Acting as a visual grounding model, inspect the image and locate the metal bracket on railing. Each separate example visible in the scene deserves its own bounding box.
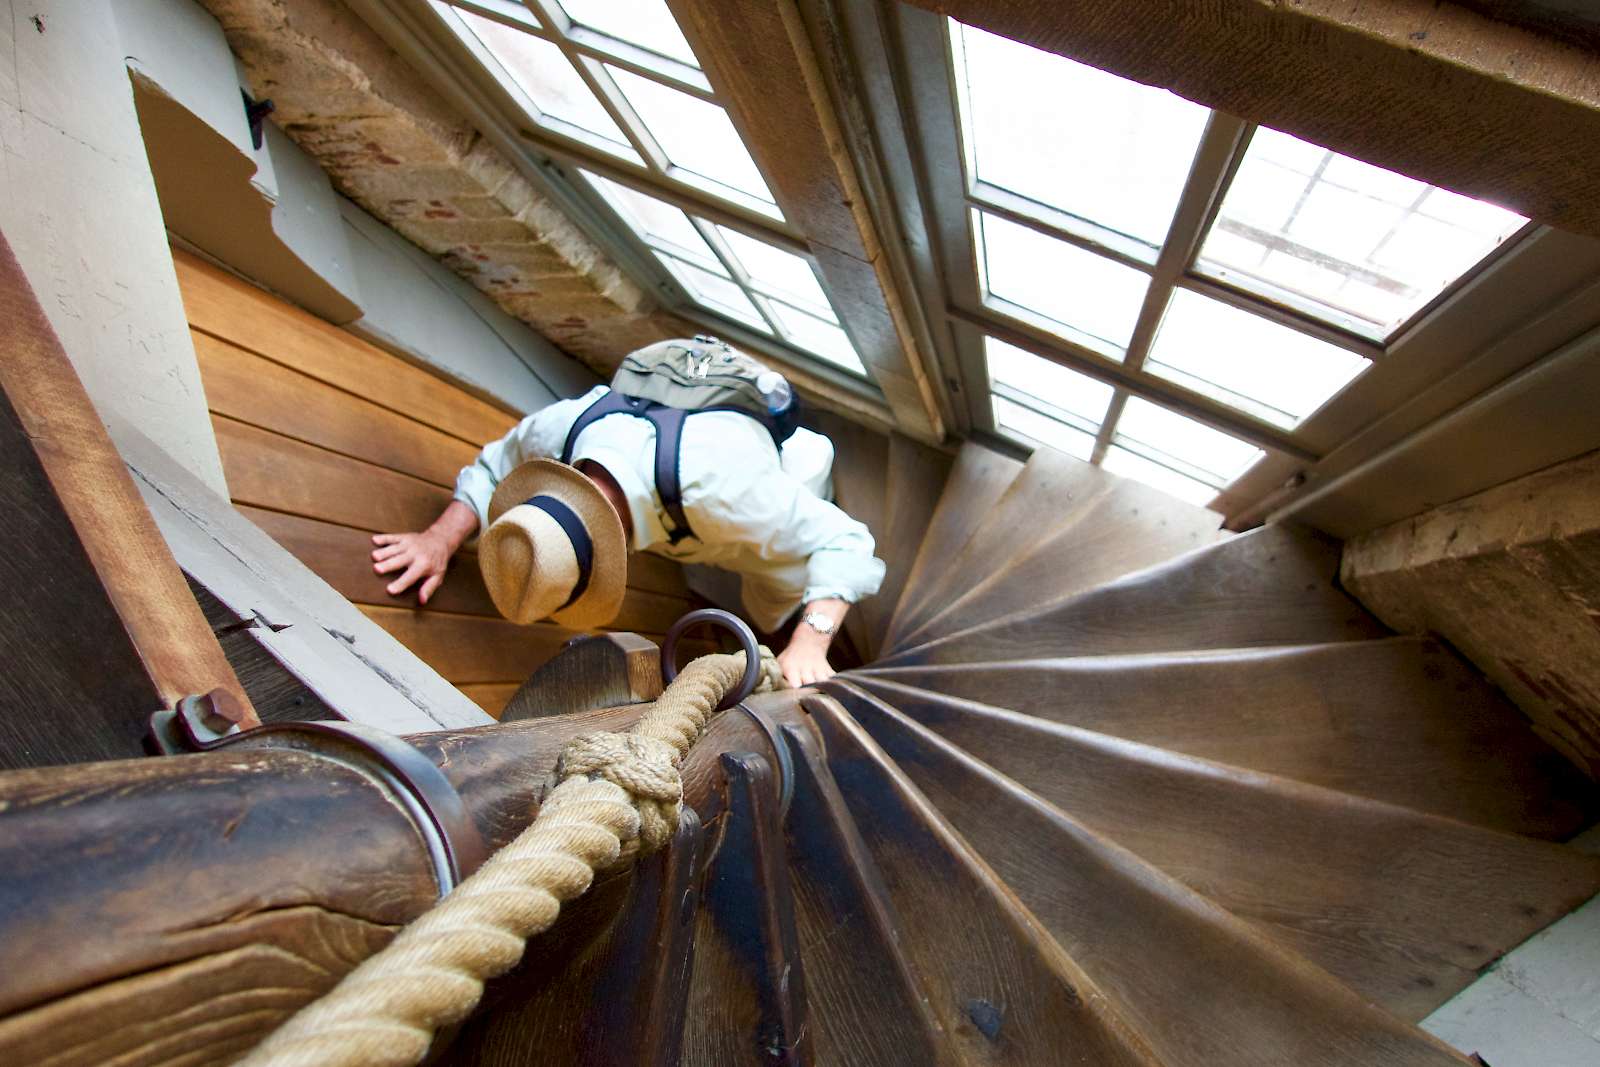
[659,609,793,816]
[148,691,487,898]
[660,608,761,710]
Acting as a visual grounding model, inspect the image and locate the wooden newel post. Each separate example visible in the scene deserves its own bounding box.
[0,695,778,1066]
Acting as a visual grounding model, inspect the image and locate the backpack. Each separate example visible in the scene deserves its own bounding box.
[559,336,800,544]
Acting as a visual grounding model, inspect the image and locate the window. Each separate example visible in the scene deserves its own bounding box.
[917,17,1530,509]
[425,0,869,379]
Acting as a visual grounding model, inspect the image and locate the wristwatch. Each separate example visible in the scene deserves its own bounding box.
[800,611,837,636]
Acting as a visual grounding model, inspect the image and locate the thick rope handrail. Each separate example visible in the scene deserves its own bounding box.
[238,649,780,1067]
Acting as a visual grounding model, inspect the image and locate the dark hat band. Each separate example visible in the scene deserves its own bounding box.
[524,495,593,610]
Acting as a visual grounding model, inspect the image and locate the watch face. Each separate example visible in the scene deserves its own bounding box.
[804,612,834,635]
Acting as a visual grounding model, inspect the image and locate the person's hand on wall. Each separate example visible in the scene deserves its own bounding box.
[372,500,479,604]
[777,597,849,688]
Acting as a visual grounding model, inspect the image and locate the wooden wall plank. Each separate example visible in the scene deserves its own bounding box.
[459,683,519,718]
[180,247,703,696]
[240,506,498,615]
[358,604,575,684]
[195,332,477,487]
[215,416,451,535]
[242,507,694,632]
[174,249,518,445]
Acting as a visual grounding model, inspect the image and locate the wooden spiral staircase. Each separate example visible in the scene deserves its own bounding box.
[390,436,1600,1065]
[6,428,1600,1067]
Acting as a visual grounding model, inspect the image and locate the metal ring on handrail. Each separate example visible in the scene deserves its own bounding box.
[661,607,761,711]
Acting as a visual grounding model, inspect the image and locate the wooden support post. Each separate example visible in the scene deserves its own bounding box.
[0,230,254,769]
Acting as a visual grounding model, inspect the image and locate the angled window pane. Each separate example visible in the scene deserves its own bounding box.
[451,9,632,153]
[716,226,831,316]
[1114,397,1263,484]
[993,396,1096,461]
[581,170,721,268]
[607,66,777,208]
[770,302,866,375]
[976,211,1148,353]
[1147,290,1369,428]
[659,255,766,329]
[986,337,1113,429]
[558,0,698,67]
[953,20,1208,248]
[1198,126,1526,336]
[1101,446,1219,508]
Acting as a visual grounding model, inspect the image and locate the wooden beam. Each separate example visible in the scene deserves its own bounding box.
[667,0,948,441]
[0,231,255,743]
[902,0,1600,238]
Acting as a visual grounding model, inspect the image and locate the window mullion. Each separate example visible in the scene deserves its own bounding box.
[1122,111,1251,377]
[523,3,668,177]
[1089,390,1127,465]
[692,218,784,336]
[534,138,807,251]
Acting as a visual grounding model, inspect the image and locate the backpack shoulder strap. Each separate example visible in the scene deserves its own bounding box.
[559,390,696,544]
[649,405,692,543]
[559,389,635,465]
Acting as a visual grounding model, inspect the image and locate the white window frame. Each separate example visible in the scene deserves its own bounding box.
[378,0,883,395]
[896,8,1541,507]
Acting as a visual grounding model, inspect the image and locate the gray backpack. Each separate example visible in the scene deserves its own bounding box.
[559,336,799,543]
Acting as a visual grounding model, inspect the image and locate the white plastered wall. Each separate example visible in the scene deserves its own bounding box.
[0,0,227,492]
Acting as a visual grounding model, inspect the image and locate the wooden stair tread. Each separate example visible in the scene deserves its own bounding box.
[887,442,1022,648]
[775,720,955,1066]
[798,696,1163,1066]
[811,412,890,663]
[448,814,704,1066]
[853,638,1598,839]
[853,435,953,660]
[889,447,1113,643]
[899,471,1222,648]
[683,752,810,1065]
[824,680,1476,1066]
[881,524,1386,667]
[823,681,1600,1019]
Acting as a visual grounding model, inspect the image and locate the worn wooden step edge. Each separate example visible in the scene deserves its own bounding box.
[681,752,811,1066]
[774,720,959,1067]
[897,476,1223,650]
[832,680,1600,1020]
[890,448,1114,643]
[855,435,954,662]
[822,678,1478,1067]
[879,524,1384,667]
[848,639,1599,840]
[886,443,1023,649]
[797,693,1166,1067]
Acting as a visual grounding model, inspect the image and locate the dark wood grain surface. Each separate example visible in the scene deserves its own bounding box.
[822,681,1476,1066]
[857,638,1597,839]
[827,680,1600,1019]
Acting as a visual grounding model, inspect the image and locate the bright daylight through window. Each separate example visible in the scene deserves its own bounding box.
[950,18,1527,508]
[429,0,868,377]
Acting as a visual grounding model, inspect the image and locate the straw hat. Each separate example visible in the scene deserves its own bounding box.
[480,459,626,628]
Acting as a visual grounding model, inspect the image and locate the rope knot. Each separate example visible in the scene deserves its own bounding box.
[547,731,683,856]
